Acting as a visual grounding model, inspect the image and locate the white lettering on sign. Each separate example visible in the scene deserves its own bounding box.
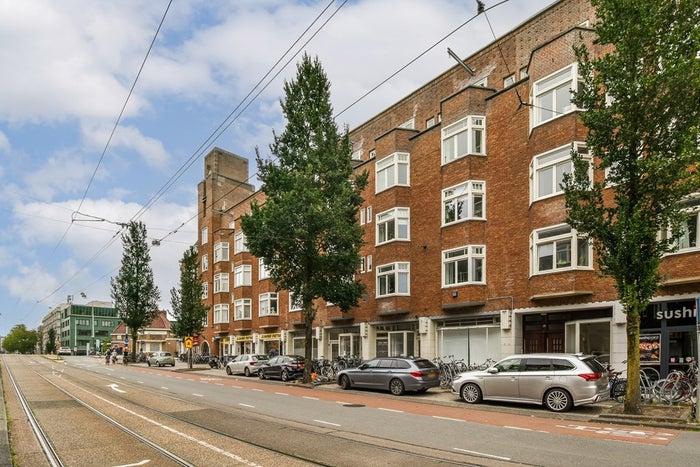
[655,306,697,320]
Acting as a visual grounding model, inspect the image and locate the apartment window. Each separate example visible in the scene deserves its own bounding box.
[504,74,516,87]
[214,242,229,263]
[376,207,410,245]
[442,181,485,225]
[289,292,303,312]
[426,117,435,128]
[376,152,409,193]
[234,299,252,320]
[520,66,528,79]
[531,143,589,201]
[213,304,229,324]
[367,254,373,272]
[201,254,208,272]
[201,282,208,299]
[259,292,279,317]
[532,224,590,274]
[259,258,270,280]
[201,227,208,245]
[366,206,372,223]
[443,246,485,286]
[351,148,363,161]
[234,265,252,287]
[398,118,415,129]
[532,64,580,126]
[377,262,410,297]
[213,273,229,293]
[234,232,248,254]
[442,116,486,164]
[360,208,365,225]
[202,313,208,327]
[662,197,700,251]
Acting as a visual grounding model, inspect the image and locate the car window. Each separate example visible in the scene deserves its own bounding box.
[255,355,269,361]
[163,353,172,357]
[414,359,437,369]
[524,358,551,371]
[393,360,411,369]
[268,357,279,365]
[377,359,394,368]
[581,357,605,373]
[496,358,522,372]
[550,359,575,371]
[363,359,380,369]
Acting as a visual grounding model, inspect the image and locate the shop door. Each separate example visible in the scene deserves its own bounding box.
[523,332,565,353]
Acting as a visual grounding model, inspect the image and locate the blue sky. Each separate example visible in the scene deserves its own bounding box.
[0,0,548,335]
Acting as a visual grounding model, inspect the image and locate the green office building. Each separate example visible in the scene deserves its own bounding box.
[60,301,120,355]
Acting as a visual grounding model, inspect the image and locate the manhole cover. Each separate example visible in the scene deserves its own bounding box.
[343,403,365,408]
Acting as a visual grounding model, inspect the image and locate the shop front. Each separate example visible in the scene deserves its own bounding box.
[437,314,500,366]
[640,298,698,377]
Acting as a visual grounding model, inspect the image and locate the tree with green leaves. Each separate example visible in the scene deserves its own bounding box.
[241,54,368,383]
[45,328,57,355]
[110,221,161,363]
[171,245,209,369]
[564,0,700,414]
[3,324,39,354]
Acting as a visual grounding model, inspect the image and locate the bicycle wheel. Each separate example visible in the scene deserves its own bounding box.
[611,379,626,402]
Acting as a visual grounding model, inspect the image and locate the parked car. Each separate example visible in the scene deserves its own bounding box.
[258,355,305,381]
[451,353,609,412]
[336,356,441,396]
[147,351,176,367]
[226,354,269,376]
[57,347,72,356]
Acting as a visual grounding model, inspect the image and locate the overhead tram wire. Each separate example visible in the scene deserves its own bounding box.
[39,1,344,304]
[153,0,503,246]
[50,0,174,255]
[131,0,346,224]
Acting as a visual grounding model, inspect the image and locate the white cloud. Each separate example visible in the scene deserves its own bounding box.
[0,130,9,154]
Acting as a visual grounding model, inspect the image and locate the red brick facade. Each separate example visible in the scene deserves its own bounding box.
[197,0,700,374]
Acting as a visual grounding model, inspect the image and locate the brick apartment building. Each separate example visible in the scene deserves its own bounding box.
[196,0,700,377]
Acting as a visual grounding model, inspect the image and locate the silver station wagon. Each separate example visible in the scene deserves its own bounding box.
[451,353,609,412]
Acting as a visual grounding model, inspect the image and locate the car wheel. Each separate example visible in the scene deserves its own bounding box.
[389,378,405,396]
[157,361,162,367]
[281,369,289,382]
[244,367,251,377]
[460,383,483,404]
[544,388,573,412]
[259,370,265,380]
[226,366,232,375]
[147,361,151,367]
[339,375,351,390]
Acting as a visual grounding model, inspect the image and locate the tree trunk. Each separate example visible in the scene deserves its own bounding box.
[302,305,314,384]
[624,304,643,414]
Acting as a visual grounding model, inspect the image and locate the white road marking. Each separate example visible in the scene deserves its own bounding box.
[114,461,151,466]
[108,384,126,393]
[556,424,676,441]
[239,403,255,408]
[275,392,288,396]
[303,396,319,400]
[192,393,204,397]
[454,448,511,461]
[160,387,168,390]
[314,420,341,427]
[505,426,533,431]
[433,415,464,422]
[378,407,403,413]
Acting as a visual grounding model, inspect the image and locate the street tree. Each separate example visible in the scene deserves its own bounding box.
[110,221,161,363]
[241,54,368,383]
[564,0,700,414]
[171,245,209,369]
[2,324,39,354]
[45,328,57,355]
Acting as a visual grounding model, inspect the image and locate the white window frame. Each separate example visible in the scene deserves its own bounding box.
[376,262,410,297]
[375,152,410,193]
[442,181,485,225]
[661,196,700,253]
[213,241,229,263]
[259,292,279,317]
[259,258,270,280]
[213,273,229,293]
[201,254,208,272]
[234,265,252,287]
[213,304,229,324]
[201,282,208,299]
[442,245,486,286]
[201,227,208,245]
[289,292,303,312]
[234,232,248,254]
[531,224,591,275]
[531,63,580,127]
[376,207,410,245]
[530,143,590,202]
[234,299,252,321]
[441,116,486,164]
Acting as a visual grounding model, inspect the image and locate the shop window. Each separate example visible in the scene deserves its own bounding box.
[564,319,610,356]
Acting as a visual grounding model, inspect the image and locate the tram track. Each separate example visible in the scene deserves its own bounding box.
[4,355,511,466]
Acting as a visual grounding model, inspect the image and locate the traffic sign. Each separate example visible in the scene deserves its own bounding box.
[184,336,193,349]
